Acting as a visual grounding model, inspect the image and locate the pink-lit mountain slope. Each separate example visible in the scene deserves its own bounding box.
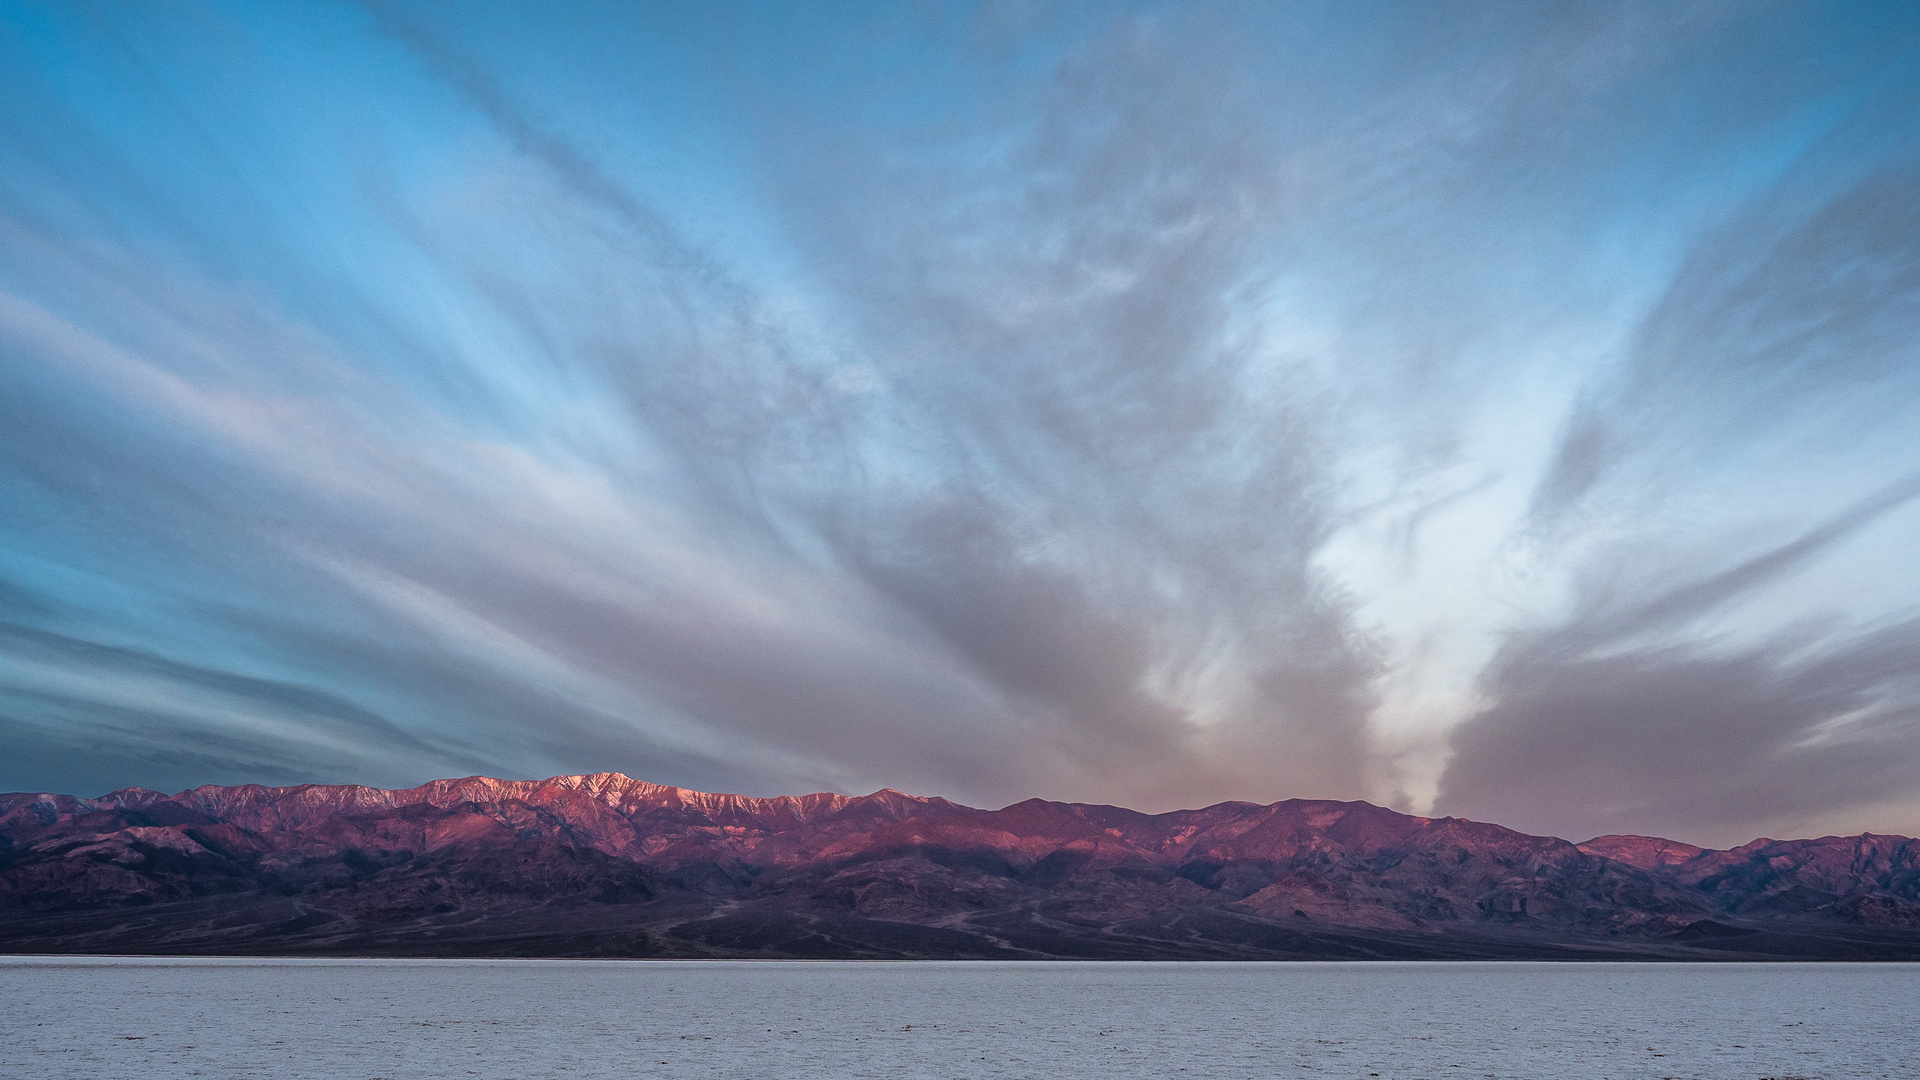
[1576,835,1708,869]
[3,775,1916,959]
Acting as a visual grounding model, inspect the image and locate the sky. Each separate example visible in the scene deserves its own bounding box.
[3,1,1919,847]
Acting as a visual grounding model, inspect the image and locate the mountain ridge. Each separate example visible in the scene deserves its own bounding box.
[4,773,1917,960]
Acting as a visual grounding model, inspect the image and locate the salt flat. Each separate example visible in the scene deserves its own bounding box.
[3,957,1914,1079]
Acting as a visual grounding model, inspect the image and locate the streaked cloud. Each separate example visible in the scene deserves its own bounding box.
[1,1,1917,845]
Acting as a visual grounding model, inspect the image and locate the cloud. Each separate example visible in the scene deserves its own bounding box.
[0,618,466,796]
[1,1,1919,845]
[1434,52,1920,842]
[1436,618,1920,847]
[1530,157,1920,523]
[1443,150,1920,842]
[329,5,1394,809]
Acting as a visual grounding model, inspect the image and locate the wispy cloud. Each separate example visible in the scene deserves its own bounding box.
[2,1,1918,843]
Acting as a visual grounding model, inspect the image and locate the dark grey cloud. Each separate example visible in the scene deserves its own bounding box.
[750,10,1390,803]
[1437,618,1920,846]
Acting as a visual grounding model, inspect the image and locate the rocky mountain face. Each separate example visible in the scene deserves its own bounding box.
[3,774,1916,959]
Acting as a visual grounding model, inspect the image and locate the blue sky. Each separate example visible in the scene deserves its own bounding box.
[3,1,1919,845]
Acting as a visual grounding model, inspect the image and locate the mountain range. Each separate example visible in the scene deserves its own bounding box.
[4,773,1918,959]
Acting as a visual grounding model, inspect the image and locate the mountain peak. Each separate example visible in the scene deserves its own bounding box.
[4,774,1916,960]
[1576,834,1711,869]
